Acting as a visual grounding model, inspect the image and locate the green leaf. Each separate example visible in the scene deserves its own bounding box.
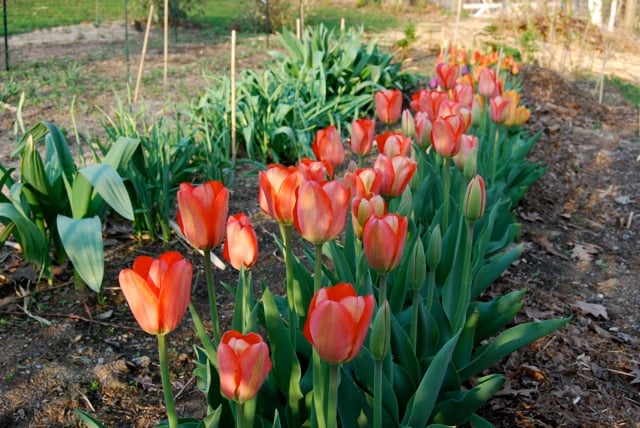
[78,164,134,220]
[57,215,104,292]
[431,374,506,425]
[21,135,52,199]
[102,136,141,171]
[73,409,108,428]
[458,317,571,381]
[402,331,461,428]
[473,289,526,343]
[0,203,48,268]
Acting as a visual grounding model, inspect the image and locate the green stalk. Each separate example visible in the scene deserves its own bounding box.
[455,220,474,332]
[373,359,382,428]
[314,243,323,293]
[312,350,327,428]
[241,266,250,333]
[442,157,451,232]
[236,401,245,428]
[157,334,179,428]
[410,288,420,353]
[378,273,387,305]
[203,249,221,346]
[425,268,436,311]
[278,223,297,348]
[327,364,340,428]
[491,125,500,185]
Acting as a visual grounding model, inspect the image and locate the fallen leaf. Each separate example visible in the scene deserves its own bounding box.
[520,211,543,222]
[531,234,569,260]
[571,243,600,262]
[571,301,609,320]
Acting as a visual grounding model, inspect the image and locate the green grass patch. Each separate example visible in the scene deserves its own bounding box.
[307,4,400,33]
[605,75,640,106]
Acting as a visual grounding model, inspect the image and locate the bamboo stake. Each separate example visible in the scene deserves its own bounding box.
[597,45,612,104]
[296,18,301,39]
[133,5,154,104]
[340,18,345,32]
[163,0,169,88]
[231,29,237,167]
[452,0,462,46]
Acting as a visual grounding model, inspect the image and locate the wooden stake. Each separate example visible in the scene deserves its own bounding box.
[231,29,237,166]
[296,18,301,39]
[340,18,345,31]
[453,0,462,46]
[163,0,169,88]
[133,5,154,104]
[597,45,611,104]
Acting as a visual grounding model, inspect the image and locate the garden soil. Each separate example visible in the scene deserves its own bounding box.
[0,5,639,427]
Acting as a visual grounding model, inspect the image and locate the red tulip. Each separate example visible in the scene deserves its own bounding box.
[303,283,374,364]
[344,167,383,200]
[489,95,511,124]
[374,154,417,198]
[375,89,403,125]
[350,118,376,156]
[477,68,501,98]
[218,330,272,403]
[410,89,448,122]
[351,194,386,240]
[177,181,229,250]
[436,63,459,90]
[312,125,345,170]
[259,164,304,225]
[362,214,408,273]
[298,157,332,182]
[376,131,412,158]
[453,82,474,109]
[223,213,259,270]
[430,114,463,158]
[119,251,192,335]
[294,180,350,245]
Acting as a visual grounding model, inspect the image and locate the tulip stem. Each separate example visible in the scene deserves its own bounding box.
[236,401,245,428]
[157,334,179,428]
[378,273,387,305]
[442,157,451,232]
[491,125,500,185]
[203,249,221,346]
[327,364,340,428]
[457,220,475,331]
[410,288,420,353]
[425,268,436,311]
[241,266,250,333]
[314,244,323,293]
[279,223,297,348]
[374,359,382,428]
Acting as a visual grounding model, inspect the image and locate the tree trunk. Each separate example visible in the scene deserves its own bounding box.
[624,0,638,30]
[589,0,603,27]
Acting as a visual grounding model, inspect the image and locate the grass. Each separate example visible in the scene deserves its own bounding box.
[604,75,640,107]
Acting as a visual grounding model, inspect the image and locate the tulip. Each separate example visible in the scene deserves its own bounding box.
[350,118,376,156]
[294,179,350,245]
[375,89,403,125]
[312,125,345,171]
[435,62,458,90]
[303,283,374,364]
[410,89,448,122]
[414,112,432,149]
[489,95,511,124]
[119,251,192,336]
[223,213,259,271]
[351,194,386,240]
[177,181,229,251]
[401,109,415,138]
[453,82,474,109]
[376,131,412,158]
[477,67,501,98]
[374,154,417,198]
[464,175,486,222]
[344,167,382,200]
[453,134,479,171]
[218,330,272,403]
[259,164,304,225]
[298,157,332,182]
[431,114,463,158]
[362,213,408,274]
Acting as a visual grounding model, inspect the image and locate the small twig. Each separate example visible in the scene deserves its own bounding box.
[0,310,143,331]
[626,211,634,229]
[0,281,72,309]
[174,375,196,401]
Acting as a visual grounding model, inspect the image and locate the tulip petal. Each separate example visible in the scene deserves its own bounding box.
[119,269,161,335]
[218,342,242,401]
[295,181,333,244]
[158,259,192,335]
[177,190,212,249]
[308,300,357,364]
[237,341,272,402]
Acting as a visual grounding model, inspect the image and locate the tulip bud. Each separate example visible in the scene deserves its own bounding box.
[427,224,442,271]
[370,301,391,362]
[395,187,413,217]
[401,109,415,137]
[407,239,426,292]
[464,175,486,222]
[463,146,478,180]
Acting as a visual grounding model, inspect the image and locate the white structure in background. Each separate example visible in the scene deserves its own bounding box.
[588,0,603,26]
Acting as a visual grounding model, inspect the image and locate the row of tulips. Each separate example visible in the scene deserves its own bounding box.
[77,59,565,428]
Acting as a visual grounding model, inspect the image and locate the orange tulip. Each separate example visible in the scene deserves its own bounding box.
[119,251,192,335]
[294,180,350,245]
[362,213,408,273]
[375,89,403,125]
[436,63,458,90]
[223,213,259,271]
[350,118,376,156]
[312,125,345,171]
[374,154,417,198]
[376,131,412,158]
[177,181,229,250]
[298,157,332,182]
[303,283,374,364]
[344,167,382,200]
[477,68,501,98]
[431,114,463,158]
[351,194,386,240]
[410,89,448,122]
[218,330,272,403]
[259,164,304,225]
